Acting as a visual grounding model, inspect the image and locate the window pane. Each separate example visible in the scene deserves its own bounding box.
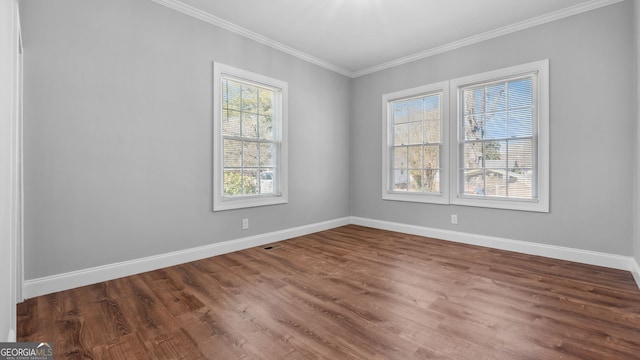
[224,170,249,196]
[408,170,423,192]
[260,143,274,167]
[407,145,422,169]
[222,110,241,137]
[392,169,408,191]
[508,78,533,108]
[393,147,408,169]
[424,120,440,143]
[463,169,485,195]
[508,109,533,138]
[486,83,506,112]
[393,102,409,124]
[485,169,508,197]
[258,115,273,140]
[242,169,259,195]
[241,84,258,114]
[243,141,259,167]
[259,169,275,194]
[508,170,533,199]
[424,145,439,169]
[258,89,273,116]
[223,139,242,168]
[425,95,440,120]
[407,98,424,122]
[242,113,258,138]
[463,142,483,169]
[464,115,484,141]
[408,122,422,144]
[485,111,507,140]
[508,139,533,169]
[423,169,440,193]
[223,79,241,111]
[394,124,409,145]
[484,141,506,168]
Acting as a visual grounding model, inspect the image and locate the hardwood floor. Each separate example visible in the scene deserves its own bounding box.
[17,225,640,359]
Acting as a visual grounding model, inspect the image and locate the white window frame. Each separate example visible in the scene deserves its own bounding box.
[450,59,549,212]
[212,62,288,211]
[382,81,450,204]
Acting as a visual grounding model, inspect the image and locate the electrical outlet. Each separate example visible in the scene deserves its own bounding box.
[451,214,458,225]
[242,218,249,230]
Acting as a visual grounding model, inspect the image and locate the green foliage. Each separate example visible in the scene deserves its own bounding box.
[484,141,501,160]
[224,172,257,196]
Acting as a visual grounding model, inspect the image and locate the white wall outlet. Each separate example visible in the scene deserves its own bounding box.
[451,214,458,225]
[242,218,249,230]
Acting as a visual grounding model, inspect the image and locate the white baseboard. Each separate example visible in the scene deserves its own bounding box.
[22,216,639,298]
[350,217,635,272]
[632,258,640,290]
[23,217,351,299]
[7,329,15,342]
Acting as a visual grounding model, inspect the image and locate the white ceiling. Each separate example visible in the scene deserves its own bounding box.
[154,0,622,77]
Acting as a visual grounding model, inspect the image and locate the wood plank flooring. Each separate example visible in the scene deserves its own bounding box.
[17,225,640,359]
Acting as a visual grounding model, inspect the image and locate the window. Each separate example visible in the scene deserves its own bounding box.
[451,60,549,212]
[382,60,549,212]
[213,63,288,211]
[382,82,449,204]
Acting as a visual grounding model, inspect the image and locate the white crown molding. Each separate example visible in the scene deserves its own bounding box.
[150,0,352,77]
[352,0,624,77]
[153,0,623,78]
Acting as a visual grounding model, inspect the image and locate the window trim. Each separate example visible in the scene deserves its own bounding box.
[382,81,450,204]
[212,62,288,211]
[449,59,549,212]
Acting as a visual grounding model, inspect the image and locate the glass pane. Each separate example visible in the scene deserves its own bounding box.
[424,120,440,144]
[241,84,258,114]
[508,109,533,138]
[394,124,409,145]
[223,79,241,111]
[393,101,409,124]
[486,83,506,112]
[260,143,274,167]
[424,145,439,169]
[484,141,506,168]
[424,94,440,120]
[508,139,533,169]
[224,170,250,196]
[243,141,259,167]
[407,145,422,169]
[258,89,273,116]
[463,88,484,116]
[463,142,483,169]
[464,114,484,140]
[485,111,506,140]
[222,110,241,137]
[242,169,259,195]
[391,169,408,191]
[463,169,485,196]
[508,170,533,199]
[393,147,408,169]
[508,78,533,108]
[408,122,422,145]
[423,169,440,193]
[259,169,275,194]
[242,113,258,138]
[223,139,242,167]
[258,115,273,140]
[407,98,424,122]
[485,169,507,197]
[408,170,423,192]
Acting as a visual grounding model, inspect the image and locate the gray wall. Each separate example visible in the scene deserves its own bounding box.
[635,0,640,266]
[20,0,351,280]
[350,2,635,256]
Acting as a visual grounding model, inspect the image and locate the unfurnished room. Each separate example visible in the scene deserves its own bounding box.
[1,0,640,359]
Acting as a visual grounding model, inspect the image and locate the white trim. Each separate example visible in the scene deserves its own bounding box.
[151,0,621,79]
[23,217,350,299]
[150,0,352,77]
[381,81,450,205]
[212,62,289,211]
[632,258,640,290]
[449,59,550,213]
[7,329,15,342]
[350,217,634,272]
[351,0,623,77]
